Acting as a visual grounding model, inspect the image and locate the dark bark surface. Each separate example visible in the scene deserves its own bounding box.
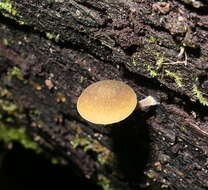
[0,0,208,189]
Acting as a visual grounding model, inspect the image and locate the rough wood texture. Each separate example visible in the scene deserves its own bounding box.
[0,0,208,189]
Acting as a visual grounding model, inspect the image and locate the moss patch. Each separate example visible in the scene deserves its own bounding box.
[0,99,17,113]
[97,175,119,190]
[0,0,17,16]
[144,62,158,77]
[46,32,60,42]
[3,38,9,46]
[132,53,166,78]
[192,84,208,106]
[9,66,24,80]
[71,135,114,165]
[165,70,183,88]
[0,122,42,153]
[0,0,25,24]
[71,135,91,151]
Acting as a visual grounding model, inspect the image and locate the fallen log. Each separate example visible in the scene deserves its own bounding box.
[0,0,208,189]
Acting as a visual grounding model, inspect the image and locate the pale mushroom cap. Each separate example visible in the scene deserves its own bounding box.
[77,80,137,125]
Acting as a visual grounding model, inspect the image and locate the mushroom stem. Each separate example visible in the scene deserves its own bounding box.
[136,96,159,110]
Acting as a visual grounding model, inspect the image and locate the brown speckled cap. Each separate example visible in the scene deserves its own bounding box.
[77,80,137,124]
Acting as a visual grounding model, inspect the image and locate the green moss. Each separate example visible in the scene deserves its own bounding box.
[0,122,42,153]
[0,100,17,113]
[132,59,138,66]
[92,140,114,165]
[97,152,109,165]
[148,36,158,44]
[192,84,208,106]
[50,157,68,165]
[71,135,114,165]
[0,0,17,16]
[46,32,60,42]
[132,54,184,89]
[155,54,166,68]
[132,59,159,77]
[132,54,166,78]
[46,33,54,39]
[0,87,12,98]
[144,62,158,77]
[80,76,86,83]
[97,175,119,190]
[3,39,9,46]
[165,70,183,88]
[9,66,24,80]
[70,135,92,151]
[180,125,188,132]
[0,88,41,152]
[0,1,25,25]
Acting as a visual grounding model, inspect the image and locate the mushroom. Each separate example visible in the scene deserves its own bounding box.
[77,80,159,125]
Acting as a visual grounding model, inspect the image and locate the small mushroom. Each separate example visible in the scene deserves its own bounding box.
[77,80,159,125]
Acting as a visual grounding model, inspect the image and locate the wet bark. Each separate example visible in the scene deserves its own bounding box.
[0,0,208,189]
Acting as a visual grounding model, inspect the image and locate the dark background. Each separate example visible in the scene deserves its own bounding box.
[0,142,102,190]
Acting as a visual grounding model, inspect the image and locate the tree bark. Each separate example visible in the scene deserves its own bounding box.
[0,0,208,189]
